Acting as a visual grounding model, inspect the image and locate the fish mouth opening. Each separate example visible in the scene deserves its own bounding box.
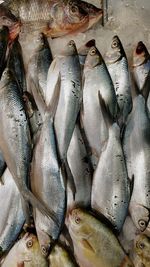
[136,41,145,54]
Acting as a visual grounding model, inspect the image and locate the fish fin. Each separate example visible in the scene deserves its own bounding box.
[17,262,25,267]
[141,70,150,101]
[62,160,76,200]
[45,57,60,106]
[81,239,95,253]
[98,90,114,128]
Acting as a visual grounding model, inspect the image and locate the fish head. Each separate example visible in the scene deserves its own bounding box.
[133,41,150,67]
[130,204,150,232]
[105,35,126,64]
[134,234,150,261]
[61,39,78,56]
[84,46,103,69]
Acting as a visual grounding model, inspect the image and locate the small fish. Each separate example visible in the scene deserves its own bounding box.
[1,233,48,267]
[81,46,117,168]
[68,208,134,267]
[1,0,102,39]
[91,92,130,233]
[78,39,96,67]
[0,168,25,255]
[0,26,9,78]
[134,235,150,266]
[105,35,132,127]
[49,243,78,267]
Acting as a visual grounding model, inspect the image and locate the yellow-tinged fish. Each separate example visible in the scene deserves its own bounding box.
[134,235,150,267]
[1,233,48,267]
[68,208,134,267]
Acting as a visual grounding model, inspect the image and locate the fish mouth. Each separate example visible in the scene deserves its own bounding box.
[133,41,150,67]
[136,41,146,54]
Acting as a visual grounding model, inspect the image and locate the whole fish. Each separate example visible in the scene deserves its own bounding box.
[68,208,134,267]
[0,26,9,78]
[134,234,150,267]
[78,39,96,67]
[1,233,48,267]
[54,40,82,195]
[0,67,58,225]
[67,123,92,214]
[31,106,66,256]
[49,243,78,267]
[7,37,27,94]
[132,41,150,112]
[27,33,52,116]
[0,168,25,255]
[123,78,150,232]
[105,35,132,127]
[1,0,102,39]
[91,93,130,233]
[81,46,117,168]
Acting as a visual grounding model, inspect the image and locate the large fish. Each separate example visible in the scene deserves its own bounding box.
[105,35,132,127]
[91,93,130,233]
[1,233,48,267]
[0,168,25,256]
[0,0,103,39]
[68,208,134,267]
[0,26,9,78]
[0,67,58,225]
[123,76,150,232]
[31,104,66,256]
[81,46,117,168]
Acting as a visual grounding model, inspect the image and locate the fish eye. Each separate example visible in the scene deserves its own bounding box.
[90,48,96,56]
[68,40,75,47]
[75,216,81,224]
[70,5,78,13]
[138,219,146,229]
[136,241,145,250]
[41,245,48,256]
[112,41,118,48]
[26,239,33,248]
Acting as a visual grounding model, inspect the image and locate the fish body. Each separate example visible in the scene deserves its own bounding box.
[105,35,132,126]
[91,94,130,232]
[0,168,25,255]
[0,26,9,78]
[1,0,102,39]
[81,46,117,168]
[123,92,150,232]
[49,243,78,267]
[1,233,48,267]
[31,110,66,255]
[68,208,134,267]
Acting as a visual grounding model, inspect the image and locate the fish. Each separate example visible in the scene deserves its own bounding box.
[1,233,48,267]
[78,39,96,68]
[105,35,132,128]
[27,32,53,117]
[67,123,92,215]
[49,243,78,267]
[134,234,150,266]
[122,74,150,232]
[31,102,66,256]
[132,41,150,112]
[7,37,27,94]
[68,208,134,267]
[81,45,117,168]
[0,67,58,225]
[54,40,82,195]
[0,26,9,78]
[1,0,103,39]
[0,168,25,256]
[91,92,130,233]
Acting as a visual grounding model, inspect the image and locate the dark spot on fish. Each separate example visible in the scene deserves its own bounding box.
[114,203,117,206]
[114,196,117,198]
[71,80,76,88]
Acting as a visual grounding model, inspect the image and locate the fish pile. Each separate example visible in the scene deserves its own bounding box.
[0,1,150,267]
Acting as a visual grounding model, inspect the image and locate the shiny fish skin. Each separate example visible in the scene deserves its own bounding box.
[31,110,66,256]
[91,93,130,233]
[0,67,58,225]
[7,38,27,94]
[0,26,9,78]
[105,35,132,127]
[123,91,150,232]
[81,46,117,168]
[1,0,102,38]
[49,243,78,267]
[1,233,48,267]
[0,168,25,255]
[68,208,134,267]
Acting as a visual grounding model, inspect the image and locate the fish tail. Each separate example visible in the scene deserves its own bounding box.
[21,188,59,227]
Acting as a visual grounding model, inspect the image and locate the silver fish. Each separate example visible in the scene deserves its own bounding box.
[91,93,130,232]
[81,46,117,168]
[0,168,25,255]
[105,35,132,127]
[78,39,96,67]
[123,80,150,232]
